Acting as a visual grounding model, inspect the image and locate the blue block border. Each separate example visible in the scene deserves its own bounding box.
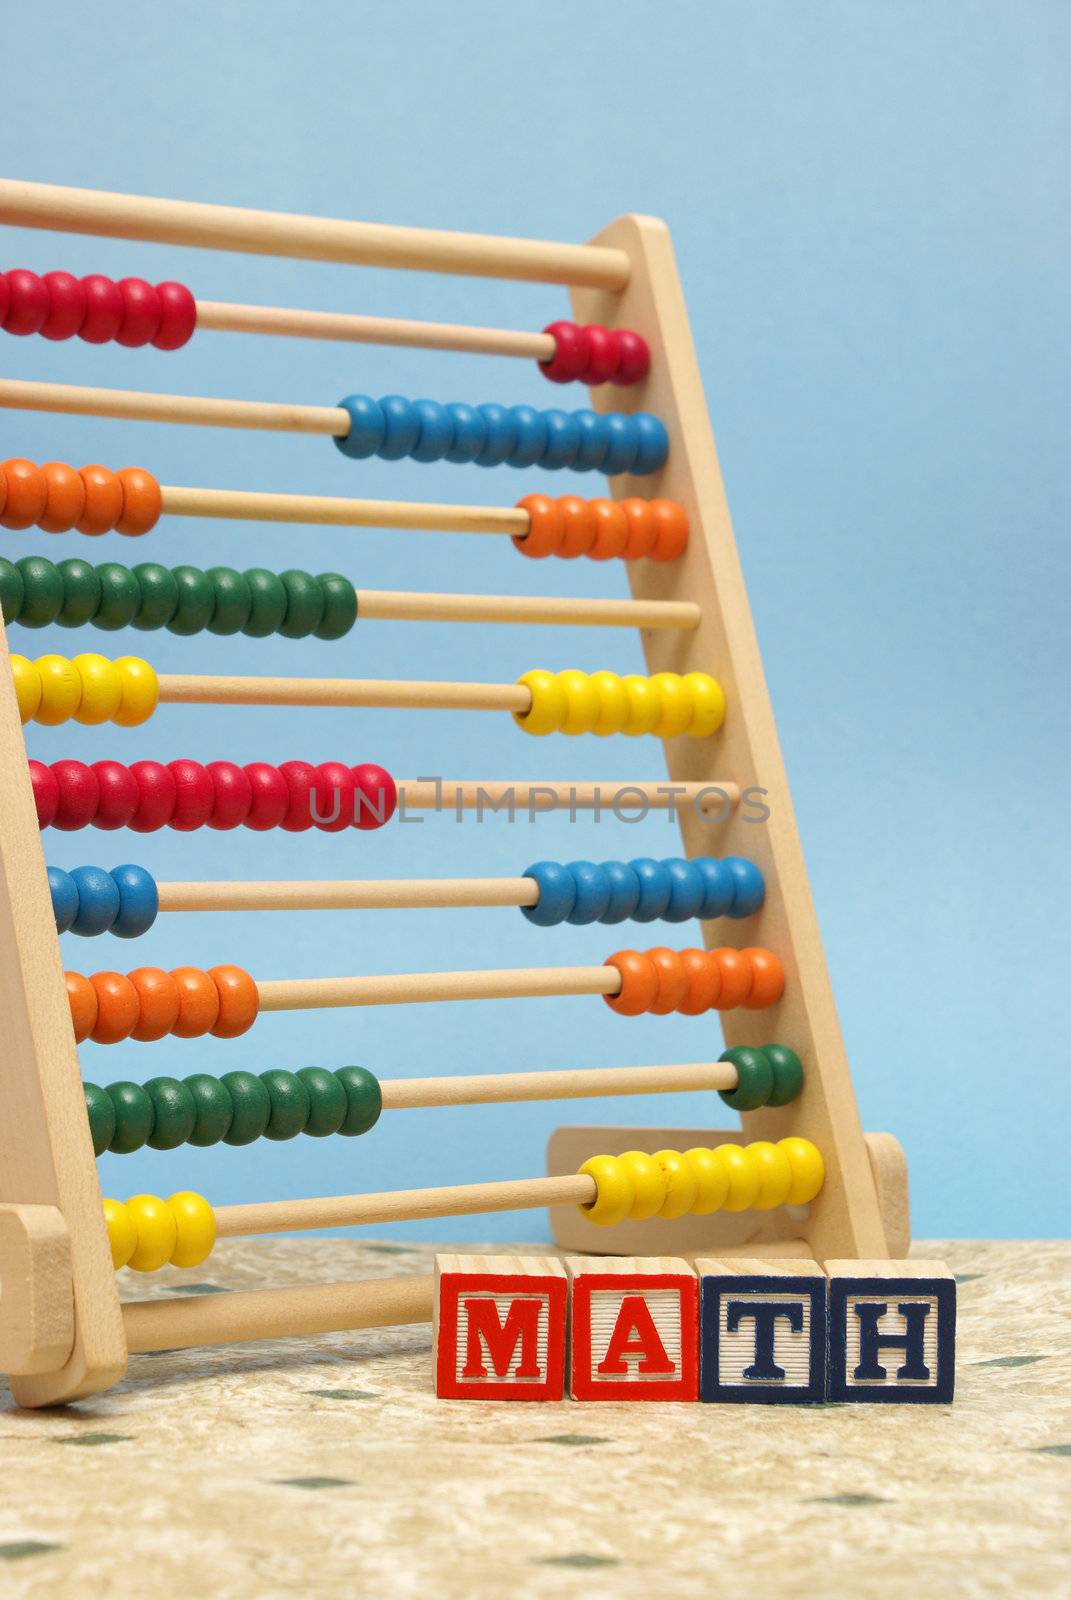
[700,1275,827,1404]
[828,1276,956,1404]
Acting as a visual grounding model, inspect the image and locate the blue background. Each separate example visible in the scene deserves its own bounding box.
[2,0,1067,1241]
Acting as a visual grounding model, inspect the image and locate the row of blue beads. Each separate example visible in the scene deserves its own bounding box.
[521,856,765,927]
[49,864,158,938]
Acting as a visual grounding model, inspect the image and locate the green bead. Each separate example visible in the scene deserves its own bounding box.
[15,555,63,628]
[297,1066,347,1137]
[131,562,179,630]
[84,1081,116,1157]
[207,567,252,636]
[57,558,102,627]
[0,557,24,624]
[220,1070,271,1145]
[718,1046,774,1112]
[168,565,215,636]
[94,562,141,631]
[259,1069,311,1141]
[107,1081,155,1154]
[184,1073,234,1147]
[242,569,288,637]
[278,569,325,639]
[315,573,357,640]
[145,1076,197,1150]
[761,1043,805,1107]
[335,1066,382,1136]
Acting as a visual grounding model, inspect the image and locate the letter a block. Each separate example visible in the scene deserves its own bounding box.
[566,1257,698,1401]
[434,1255,568,1400]
[826,1260,956,1404]
[697,1258,827,1404]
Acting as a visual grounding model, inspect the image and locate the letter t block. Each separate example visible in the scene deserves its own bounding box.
[566,1256,698,1401]
[434,1255,568,1400]
[826,1259,956,1404]
[697,1257,828,1403]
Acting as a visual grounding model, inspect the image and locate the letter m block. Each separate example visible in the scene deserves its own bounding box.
[697,1257,828,1404]
[566,1257,698,1401]
[826,1260,956,1404]
[434,1255,568,1401]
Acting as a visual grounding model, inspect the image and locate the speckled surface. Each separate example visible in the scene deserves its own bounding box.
[0,1239,1067,1599]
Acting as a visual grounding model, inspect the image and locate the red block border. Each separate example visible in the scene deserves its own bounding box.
[436,1271,568,1400]
[570,1272,699,1401]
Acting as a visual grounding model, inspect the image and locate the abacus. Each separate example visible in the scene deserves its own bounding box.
[0,180,907,1409]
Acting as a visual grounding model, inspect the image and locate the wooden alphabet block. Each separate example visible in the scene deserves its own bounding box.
[825,1259,956,1404]
[697,1257,827,1404]
[566,1256,698,1401]
[433,1255,568,1400]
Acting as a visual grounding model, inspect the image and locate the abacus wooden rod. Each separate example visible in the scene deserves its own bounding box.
[158,877,539,913]
[396,780,740,813]
[255,965,621,1012]
[156,673,530,713]
[0,378,344,436]
[0,179,631,288]
[196,300,555,359]
[355,590,700,630]
[161,484,528,534]
[378,1061,736,1110]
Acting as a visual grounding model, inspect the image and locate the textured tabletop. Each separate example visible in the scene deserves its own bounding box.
[0,1239,1067,1600]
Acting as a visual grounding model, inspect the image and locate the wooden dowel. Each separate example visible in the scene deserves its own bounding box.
[0,379,345,435]
[122,1273,435,1354]
[254,965,619,1012]
[157,877,538,913]
[196,300,555,360]
[355,590,700,630]
[156,673,529,713]
[160,484,527,534]
[0,179,631,288]
[396,780,740,813]
[379,1061,735,1110]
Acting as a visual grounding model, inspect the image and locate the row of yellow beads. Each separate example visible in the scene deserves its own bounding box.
[104,1192,216,1272]
[11,652,158,726]
[515,669,725,738]
[578,1137,824,1226]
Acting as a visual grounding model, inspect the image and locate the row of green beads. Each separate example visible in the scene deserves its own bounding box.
[84,1066,382,1156]
[0,554,356,640]
[718,1044,804,1112]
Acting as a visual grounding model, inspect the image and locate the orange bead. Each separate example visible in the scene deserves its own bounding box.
[603,949,659,1016]
[89,971,140,1044]
[171,967,220,1039]
[128,967,181,1042]
[0,458,48,529]
[557,495,595,558]
[66,971,98,1043]
[588,499,629,560]
[742,948,785,1010]
[0,462,6,518]
[208,964,260,1038]
[677,947,722,1015]
[39,461,87,534]
[649,499,689,561]
[646,946,689,1014]
[712,947,752,1010]
[77,465,123,536]
[514,493,559,559]
[116,467,162,535]
[619,497,658,560]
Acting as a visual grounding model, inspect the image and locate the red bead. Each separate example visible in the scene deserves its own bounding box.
[51,760,100,831]
[581,325,619,385]
[90,759,140,830]
[3,270,49,335]
[79,275,124,344]
[129,760,177,832]
[152,281,197,350]
[353,763,397,830]
[206,760,252,829]
[29,760,59,829]
[0,274,8,327]
[311,761,355,832]
[40,271,87,340]
[279,759,316,831]
[167,759,214,831]
[244,762,289,830]
[612,329,650,386]
[540,320,587,383]
[116,278,162,347]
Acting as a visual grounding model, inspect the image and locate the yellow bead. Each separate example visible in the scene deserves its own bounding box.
[683,1146,730,1215]
[714,1143,762,1212]
[10,655,41,724]
[622,674,660,736]
[515,668,564,735]
[103,1198,137,1271]
[556,669,599,735]
[578,1154,634,1226]
[73,654,122,725]
[779,1137,825,1205]
[113,656,159,727]
[589,670,629,735]
[167,1191,216,1269]
[748,1140,794,1210]
[684,672,726,737]
[34,654,81,725]
[617,1150,667,1221]
[124,1193,179,1273]
[649,673,693,739]
[652,1148,699,1219]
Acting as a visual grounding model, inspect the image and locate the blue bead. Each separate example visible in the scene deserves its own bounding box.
[111,863,159,938]
[378,395,421,461]
[475,404,517,467]
[599,413,636,476]
[695,857,735,920]
[724,856,766,918]
[565,862,611,925]
[572,410,606,472]
[630,413,669,475]
[48,866,78,934]
[663,857,705,922]
[521,861,575,927]
[541,410,580,470]
[411,399,454,464]
[444,403,486,463]
[70,865,120,936]
[507,406,548,469]
[600,861,641,924]
[629,858,672,922]
[335,395,385,459]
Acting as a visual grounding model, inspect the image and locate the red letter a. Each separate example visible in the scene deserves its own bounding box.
[596,1294,675,1376]
[461,1297,543,1379]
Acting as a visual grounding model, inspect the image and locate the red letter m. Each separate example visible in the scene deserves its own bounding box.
[461,1296,543,1380]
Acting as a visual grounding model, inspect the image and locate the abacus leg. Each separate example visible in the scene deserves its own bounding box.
[0,1205,74,1377]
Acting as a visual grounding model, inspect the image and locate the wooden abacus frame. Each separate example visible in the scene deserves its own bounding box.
[0,182,905,1407]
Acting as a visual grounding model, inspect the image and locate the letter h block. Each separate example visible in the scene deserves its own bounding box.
[826,1260,956,1404]
[434,1255,568,1400]
[566,1257,698,1401]
[697,1258,828,1403]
